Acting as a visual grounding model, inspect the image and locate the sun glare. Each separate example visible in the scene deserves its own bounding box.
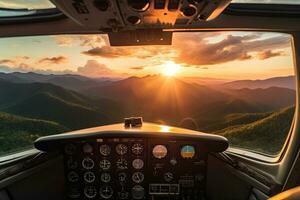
[162,61,181,77]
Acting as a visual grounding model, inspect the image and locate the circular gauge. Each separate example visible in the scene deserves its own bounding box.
[181,145,195,159]
[100,144,111,156]
[127,0,150,11]
[118,172,127,182]
[100,186,114,199]
[64,144,76,155]
[164,172,174,182]
[131,185,145,200]
[82,143,93,154]
[118,191,129,199]
[67,171,79,183]
[99,159,111,170]
[132,172,144,183]
[132,143,143,155]
[84,185,97,199]
[132,159,144,170]
[116,144,128,155]
[84,171,95,183]
[152,145,168,159]
[101,173,111,183]
[116,158,128,170]
[181,4,197,17]
[67,158,78,169]
[82,157,94,170]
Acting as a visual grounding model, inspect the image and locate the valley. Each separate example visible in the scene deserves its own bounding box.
[0,72,296,155]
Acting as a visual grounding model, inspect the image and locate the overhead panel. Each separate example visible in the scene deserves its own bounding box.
[50,0,231,30]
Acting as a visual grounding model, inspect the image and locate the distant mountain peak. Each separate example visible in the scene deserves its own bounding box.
[223,75,295,90]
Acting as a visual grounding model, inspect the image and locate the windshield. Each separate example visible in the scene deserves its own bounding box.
[0,32,295,156]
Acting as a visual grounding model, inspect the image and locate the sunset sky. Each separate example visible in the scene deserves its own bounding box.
[0,32,294,80]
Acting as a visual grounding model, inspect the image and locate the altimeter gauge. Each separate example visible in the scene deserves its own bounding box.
[152,145,168,159]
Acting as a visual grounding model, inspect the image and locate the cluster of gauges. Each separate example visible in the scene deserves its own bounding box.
[64,142,146,199]
[152,144,196,159]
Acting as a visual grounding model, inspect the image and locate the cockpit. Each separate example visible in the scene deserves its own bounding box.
[0,0,300,200]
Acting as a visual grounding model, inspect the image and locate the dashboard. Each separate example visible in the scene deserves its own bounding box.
[34,123,228,200]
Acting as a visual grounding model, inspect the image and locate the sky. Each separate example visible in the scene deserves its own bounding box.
[0,32,294,80]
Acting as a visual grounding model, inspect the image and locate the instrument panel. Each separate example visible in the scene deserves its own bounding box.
[63,137,207,200]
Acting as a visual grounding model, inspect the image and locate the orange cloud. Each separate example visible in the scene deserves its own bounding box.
[38,56,68,64]
[53,35,106,48]
[257,50,285,60]
[0,59,15,66]
[172,33,290,66]
[81,46,132,58]
[130,66,144,70]
[77,60,125,78]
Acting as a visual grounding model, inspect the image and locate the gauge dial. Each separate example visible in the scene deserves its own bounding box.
[82,157,94,170]
[67,158,78,169]
[181,145,195,159]
[118,172,127,182]
[64,144,76,155]
[82,143,93,154]
[99,159,111,170]
[131,185,145,200]
[164,172,174,182]
[84,186,97,199]
[118,191,129,199]
[132,159,144,170]
[132,143,143,155]
[83,171,95,183]
[152,145,168,159]
[99,144,111,156]
[116,158,128,170]
[116,144,128,155]
[67,171,79,183]
[132,172,144,183]
[100,186,114,199]
[101,173,111,183]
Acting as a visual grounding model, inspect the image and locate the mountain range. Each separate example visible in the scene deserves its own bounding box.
[222,76,295,90]
[0,72,296,155]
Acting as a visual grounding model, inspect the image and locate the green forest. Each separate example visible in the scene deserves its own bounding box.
[0,73,296,156]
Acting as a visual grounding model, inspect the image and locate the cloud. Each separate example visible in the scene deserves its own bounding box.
[81,46,134,58]
[0,59,15,66]
[77,60,124,78]
[82,45,169,60]
[38,56,68,64]
[130,66,144,70]
[172,33,290,66]
[78,35,106,47]
[53,36,75,47]
[53,35,106,48]
[257,50,285,60]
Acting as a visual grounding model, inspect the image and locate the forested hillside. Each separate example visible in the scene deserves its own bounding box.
[0,112,67,155]
[0,72,296,155]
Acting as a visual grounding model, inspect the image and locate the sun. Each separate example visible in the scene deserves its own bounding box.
[162,61,181,77]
